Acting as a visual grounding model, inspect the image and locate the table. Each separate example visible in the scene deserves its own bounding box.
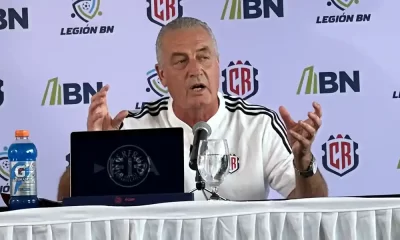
[0,197,399,240]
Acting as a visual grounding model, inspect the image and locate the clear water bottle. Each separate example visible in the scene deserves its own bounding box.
[8,130,39,210]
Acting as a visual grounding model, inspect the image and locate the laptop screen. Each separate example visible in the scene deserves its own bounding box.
[70,128,185,197]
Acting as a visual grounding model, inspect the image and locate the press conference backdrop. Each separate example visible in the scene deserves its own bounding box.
[0,0,399,205]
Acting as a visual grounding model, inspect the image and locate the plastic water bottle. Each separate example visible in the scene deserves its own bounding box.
[8,130,39,210]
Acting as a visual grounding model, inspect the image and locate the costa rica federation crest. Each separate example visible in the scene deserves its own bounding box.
[228,154,240,174]
[322,134,359,177]
[221,60,259,100]
[146,0,183,27]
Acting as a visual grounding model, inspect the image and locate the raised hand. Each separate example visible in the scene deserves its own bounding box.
[87,85,128,131]
[278,102,322,167]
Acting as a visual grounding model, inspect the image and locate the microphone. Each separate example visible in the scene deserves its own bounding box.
[189,121,212,171]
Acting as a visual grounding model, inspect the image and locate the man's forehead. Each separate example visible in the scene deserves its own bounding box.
[162,27,212,48]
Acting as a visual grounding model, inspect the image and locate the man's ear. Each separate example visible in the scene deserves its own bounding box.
[155,64,167,87]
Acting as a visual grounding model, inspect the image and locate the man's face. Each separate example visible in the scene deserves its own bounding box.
[156,27,220,109]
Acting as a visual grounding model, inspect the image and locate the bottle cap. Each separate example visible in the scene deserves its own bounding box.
[15,130,29,137]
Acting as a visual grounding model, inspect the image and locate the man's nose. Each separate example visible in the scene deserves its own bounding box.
[187,59,203,78]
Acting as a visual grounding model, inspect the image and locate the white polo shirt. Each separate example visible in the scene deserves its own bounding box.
[120,92,296,201]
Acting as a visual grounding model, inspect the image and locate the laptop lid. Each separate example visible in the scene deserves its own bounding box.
[70,128,184,197]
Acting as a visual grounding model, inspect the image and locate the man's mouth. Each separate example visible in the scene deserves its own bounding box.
[190,83,206,92]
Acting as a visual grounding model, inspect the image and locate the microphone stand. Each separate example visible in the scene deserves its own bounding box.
[190,170,213,200]
[189,145,228,201]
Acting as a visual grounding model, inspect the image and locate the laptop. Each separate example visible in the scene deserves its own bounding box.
[69,128,185,197]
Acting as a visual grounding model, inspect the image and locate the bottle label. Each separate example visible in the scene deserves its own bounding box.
[10,161,37,196]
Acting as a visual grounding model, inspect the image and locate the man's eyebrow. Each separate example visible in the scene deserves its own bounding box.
[197,47,211,53]
[171,52,186,58]
[170,47,211,58]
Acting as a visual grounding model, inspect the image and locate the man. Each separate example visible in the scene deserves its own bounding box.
[57,17,328,201]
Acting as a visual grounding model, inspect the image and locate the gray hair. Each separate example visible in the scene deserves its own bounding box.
[155,17,219,64]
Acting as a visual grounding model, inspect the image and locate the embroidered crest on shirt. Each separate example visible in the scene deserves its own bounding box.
[228,154,240,174]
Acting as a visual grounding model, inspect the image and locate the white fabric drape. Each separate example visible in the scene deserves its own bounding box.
[0,197,399,240]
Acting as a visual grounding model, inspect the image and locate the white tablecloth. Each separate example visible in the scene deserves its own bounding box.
[0,197,399,240]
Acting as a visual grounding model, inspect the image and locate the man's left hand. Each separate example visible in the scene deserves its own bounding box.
[279,102,322,169]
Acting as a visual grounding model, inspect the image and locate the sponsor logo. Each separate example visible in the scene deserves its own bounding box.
[146,0,183,27]
[228,154,240,174]
[316,0,371,24]
[0,8,29,30]
[135,69,169,109]
[107,145,159,187]
[146,69,168,97]
[10,161,36,195]
[297,66,360,95]
[221,0,283,20]
[0,79,3,106]
[392,91,400,99]
[221,60,259,100]
[41,77,103,106]
[0,146,10,199]
[322,134,359,177]
[60,0,114,36]
[66,153,71,167]
[113,196,136,205]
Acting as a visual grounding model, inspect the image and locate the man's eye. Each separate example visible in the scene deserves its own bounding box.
[175,59,186,64]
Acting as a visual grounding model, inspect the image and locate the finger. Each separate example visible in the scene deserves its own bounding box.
[89,85,110,114]
[90,85,109,104]
[87,98,107,127]
[279,106,296,129]
[99,84,110,94]
[312,101,322,118]
[299,120,316,139]
[90,88,108,104]
[307,112,322,129]
[87,112,105,131]
[89,94,105,109]
[290,130,311,149]
[111,110,129,129]
[91,112,105,124]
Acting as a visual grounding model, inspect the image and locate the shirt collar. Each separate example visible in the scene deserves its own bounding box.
[166,92,226,135]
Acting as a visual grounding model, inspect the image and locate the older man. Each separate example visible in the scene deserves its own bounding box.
[57,17,328,201]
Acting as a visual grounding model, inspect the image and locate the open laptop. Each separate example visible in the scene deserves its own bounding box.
[69,128,185,197]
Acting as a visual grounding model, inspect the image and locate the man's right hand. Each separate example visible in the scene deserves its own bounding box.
[87,85,128,131]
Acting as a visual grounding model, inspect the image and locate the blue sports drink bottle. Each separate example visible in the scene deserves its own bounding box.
[8,130,39,210]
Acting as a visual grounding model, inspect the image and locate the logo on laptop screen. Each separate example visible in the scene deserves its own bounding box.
[107,145,158,187]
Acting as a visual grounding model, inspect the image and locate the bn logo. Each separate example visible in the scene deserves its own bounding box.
[41,77,103,106]
[146,0,183,27]
[222,60,259,100]
[297,66,360,95]
[229,154,240,174]
[0,8,29,30]
[221,0,284,20]
[322,134,359,177]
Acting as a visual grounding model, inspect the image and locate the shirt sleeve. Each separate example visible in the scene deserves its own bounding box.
[119,111,139,130]
[263,114,296,198]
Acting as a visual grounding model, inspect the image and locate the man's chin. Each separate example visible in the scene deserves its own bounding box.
[187,96,212,109]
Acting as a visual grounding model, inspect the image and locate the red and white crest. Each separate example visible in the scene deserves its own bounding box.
[146,0,183,27]
[229,154,240,174]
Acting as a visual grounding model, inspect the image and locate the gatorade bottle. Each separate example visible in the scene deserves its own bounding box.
[8,130,39,210]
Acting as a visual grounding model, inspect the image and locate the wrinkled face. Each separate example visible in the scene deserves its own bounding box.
[155,27,220,109]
